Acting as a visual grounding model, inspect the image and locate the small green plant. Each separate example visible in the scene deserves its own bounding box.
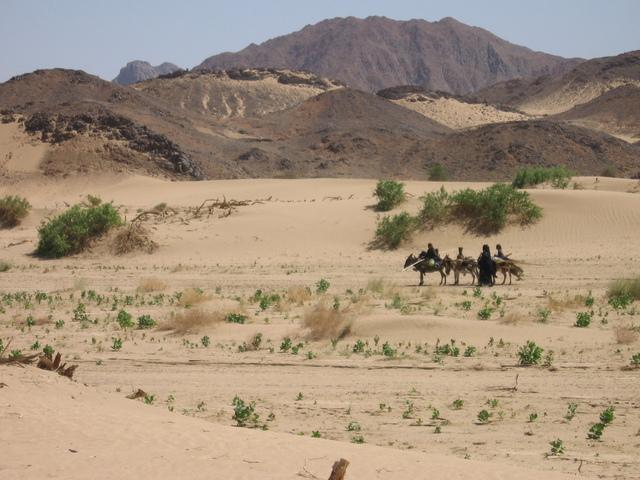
[316,278,330,294]
[296,392,304,401]
[477,307,494,320]
[144,394,155,405]
[311,431,322,438]
[280,337,292,352]
[587,423,606,440]
[452,399,464,409]
[517,340,543,365]
[549,439,565,455]
[477,410,492,423]
[373,179,406,212]
[566,403,578,420]
[351,435,365,444]
[347,422,361,432]
[111,337,123,351]
[117,310,135,328]
[458,300,472,311]
[382,342,397,357]
[631,353,640,367]
[55,320,65,329]
[225,313,247,324]
[137,314,156,329]
[201,336,211,347]
[352,339,366,353]
[529,413,538,422]
[0,195,31,228]
[232,396,259,426]
[463,346,477,357]
[600,406,615,425]
[197,401,205,411]
[608,293,632,310]
[574,311,593,328]
[486,398,499,409]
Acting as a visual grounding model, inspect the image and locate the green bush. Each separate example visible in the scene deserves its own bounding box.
[600,164,619,178]
[36,203,123,258]
[517,340,543,365]
[417,186,451,229]
[418,184,542,234]
[428,163,449,181]
[0,195,31,228]
[511,166,576,189]
[374,212,417,249]
[373,180,406,212]
[137,314,157,329]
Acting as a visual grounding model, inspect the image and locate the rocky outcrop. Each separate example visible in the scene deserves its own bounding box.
[113,61,181,85]
[196,16,583,94]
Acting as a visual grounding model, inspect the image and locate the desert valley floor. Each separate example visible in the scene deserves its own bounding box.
[1,172,640,480]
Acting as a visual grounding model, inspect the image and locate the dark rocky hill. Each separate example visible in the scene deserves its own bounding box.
[1,66,638,183]
[196,16,582,94]
[112,61,181,85]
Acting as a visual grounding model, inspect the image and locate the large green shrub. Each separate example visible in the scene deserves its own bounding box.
[0,195,31,228]
[373,180,406,212]
[36,203,123,258]
[417,186,451,228]
[511,166,576,189]
[427,163,449,181]
[417,184,541,234]
[374,212,417,249]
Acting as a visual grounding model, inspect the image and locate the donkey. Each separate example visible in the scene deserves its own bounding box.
[441,255,478,285]
[403,254,447,286]
[493,258,524,285]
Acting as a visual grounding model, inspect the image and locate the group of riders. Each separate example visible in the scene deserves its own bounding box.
[417,243,511,287]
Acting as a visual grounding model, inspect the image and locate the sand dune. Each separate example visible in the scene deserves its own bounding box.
[2,173,639,480]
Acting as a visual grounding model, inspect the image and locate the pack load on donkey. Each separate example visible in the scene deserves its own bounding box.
[491,244,524,284]
[403,244,447,286]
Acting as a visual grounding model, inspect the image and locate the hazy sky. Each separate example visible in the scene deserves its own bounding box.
[1,0,638,83]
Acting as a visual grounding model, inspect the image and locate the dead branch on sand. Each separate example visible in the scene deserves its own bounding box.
[126,388,148,400]
[36,351,78,379]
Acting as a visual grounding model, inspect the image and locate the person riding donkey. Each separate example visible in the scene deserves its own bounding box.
[418,243,442,267]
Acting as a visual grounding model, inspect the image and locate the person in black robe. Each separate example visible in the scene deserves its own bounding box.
[477,244,496,286]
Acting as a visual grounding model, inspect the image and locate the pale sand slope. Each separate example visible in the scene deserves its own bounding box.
[2,175,640,480]
[393,95,535,129]
[1,367,589,480]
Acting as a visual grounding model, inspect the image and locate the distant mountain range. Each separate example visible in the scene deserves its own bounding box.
[113,61,181,85]
[194,16,584,94]
[1,40,638,182]
[113,16,584,94]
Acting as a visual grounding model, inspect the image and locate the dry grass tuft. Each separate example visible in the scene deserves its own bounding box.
[287,286,313,304]
[613,325,639,345]
[419,286,437,301]
[303,302,352,341]
[609,276,640,300]
[500,312,525,325]
[546,294,585,312]
[136,277,168,293]
[111,223,158,255]
[158,308,222,334]
[177,288,212,306]
[367,277,399,297]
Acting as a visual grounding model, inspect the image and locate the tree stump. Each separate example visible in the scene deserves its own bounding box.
[328,458,349,480]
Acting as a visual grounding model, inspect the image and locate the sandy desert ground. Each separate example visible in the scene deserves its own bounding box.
[1,124,640,480]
